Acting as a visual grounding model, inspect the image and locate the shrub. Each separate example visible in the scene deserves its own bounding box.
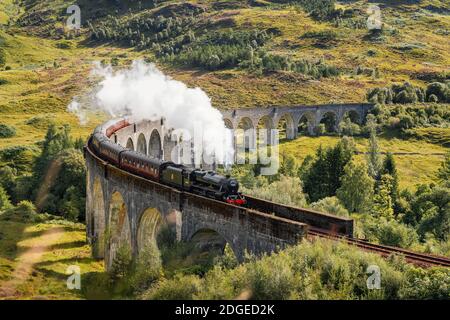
[310,196,349,217]
[25,116,55,129]
[241,175,307,207]
[0,200,49,222]
[0,145,39,175]
[56,41,72,49]
[400,267,450,299]
[143,274,202,300]
[0,124,16,138]
[366,82,450,105]
[314,123,326,135]
[247,251,295,299]
[357,215,419,248]
[0,48,6,67]
[0,186,12,211]
[109,244,133,283]
[426,82,449,103]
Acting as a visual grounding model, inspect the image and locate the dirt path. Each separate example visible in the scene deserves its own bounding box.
[0,226,65,298]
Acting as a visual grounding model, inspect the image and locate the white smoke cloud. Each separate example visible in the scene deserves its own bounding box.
[68,60,234,164]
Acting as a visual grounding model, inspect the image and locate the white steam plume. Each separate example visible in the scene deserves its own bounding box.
[68,60,234,164]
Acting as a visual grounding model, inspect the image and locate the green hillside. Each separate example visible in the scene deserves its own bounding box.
[0,0,449,300]
[0,0,448,189]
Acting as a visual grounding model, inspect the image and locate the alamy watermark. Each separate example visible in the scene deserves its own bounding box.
[367,5,382,31]
[169,125,280,176]
[66,265,81,290]
[66,5,81,30]
[366,265,381,290]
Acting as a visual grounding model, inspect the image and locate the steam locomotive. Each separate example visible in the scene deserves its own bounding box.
[88,131,246,206]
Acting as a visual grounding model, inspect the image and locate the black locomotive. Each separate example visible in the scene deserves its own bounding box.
[89,130,246,205]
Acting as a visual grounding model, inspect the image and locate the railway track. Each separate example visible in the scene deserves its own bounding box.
[308,227,450,268]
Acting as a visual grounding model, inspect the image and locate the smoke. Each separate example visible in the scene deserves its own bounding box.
[68,60,234,164]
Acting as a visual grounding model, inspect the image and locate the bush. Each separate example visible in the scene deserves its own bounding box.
[0,48,6,67]
[400,267,450,299]
[311,196,349,217]
[314,123,326,135]
[426,82,449,103]
[241,175,307,207]
[247,251,295,299]
[109,244,133,283]
[356,215,419,248]
[56,41,73,49]
[143,274,202,300]
[0,124,16,138]
[0,200,50,222]
[0,186,12,211]
[0,145,39,175]
[366,82,450,105]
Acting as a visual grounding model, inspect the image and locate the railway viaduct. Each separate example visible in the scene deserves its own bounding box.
[85,104,366,270]
[221,103,373,138]
[86,119,310,270]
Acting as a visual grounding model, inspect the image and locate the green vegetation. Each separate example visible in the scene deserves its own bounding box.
[300,137,354,202]
[0,0,449,300]
[368,82,450,104]
[139,239,450,300]
[0,206,103,299]
[0,124,85,222]
[0,124,16,138]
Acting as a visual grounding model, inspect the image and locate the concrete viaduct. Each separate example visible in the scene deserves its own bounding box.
[85,104,364,269]
[221,103,373,138]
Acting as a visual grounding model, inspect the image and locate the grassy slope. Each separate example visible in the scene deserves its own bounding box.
[279,133,447,190]
[0,221,103,299]
[0,0,448,299]
[0,0,448,184]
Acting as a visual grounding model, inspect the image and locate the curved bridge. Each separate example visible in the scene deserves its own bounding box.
[221,103,373,137]
[85,118,309,269]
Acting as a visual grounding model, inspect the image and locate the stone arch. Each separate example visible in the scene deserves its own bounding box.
[189,228,238,261]
[137,133,147,155]
[257,115,275,145]
[137,207,164,262]
[343,109,361,124]
[257,115,274,130]
[237,117,254,130]
[320,111,338,133]
[237,117,256,151]
[297,112,315,136]
[126,137,134,150]
[276,113,295,140]
[223,118,233,129]
[107,191,131,268]
[149,129,162,159]
[92,177,106,258]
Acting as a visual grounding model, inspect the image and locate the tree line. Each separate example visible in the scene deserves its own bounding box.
[0,124,86,222]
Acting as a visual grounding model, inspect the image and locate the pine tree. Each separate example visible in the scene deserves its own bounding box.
[437,151,450,186]
[366,130,382,180]
[372,174,395,218]
[381,152,399,205]
[337,160,374,213]
[0,186,12,211]
[302,138,354,202]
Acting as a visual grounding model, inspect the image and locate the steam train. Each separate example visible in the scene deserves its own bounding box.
[88,130,246,206]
